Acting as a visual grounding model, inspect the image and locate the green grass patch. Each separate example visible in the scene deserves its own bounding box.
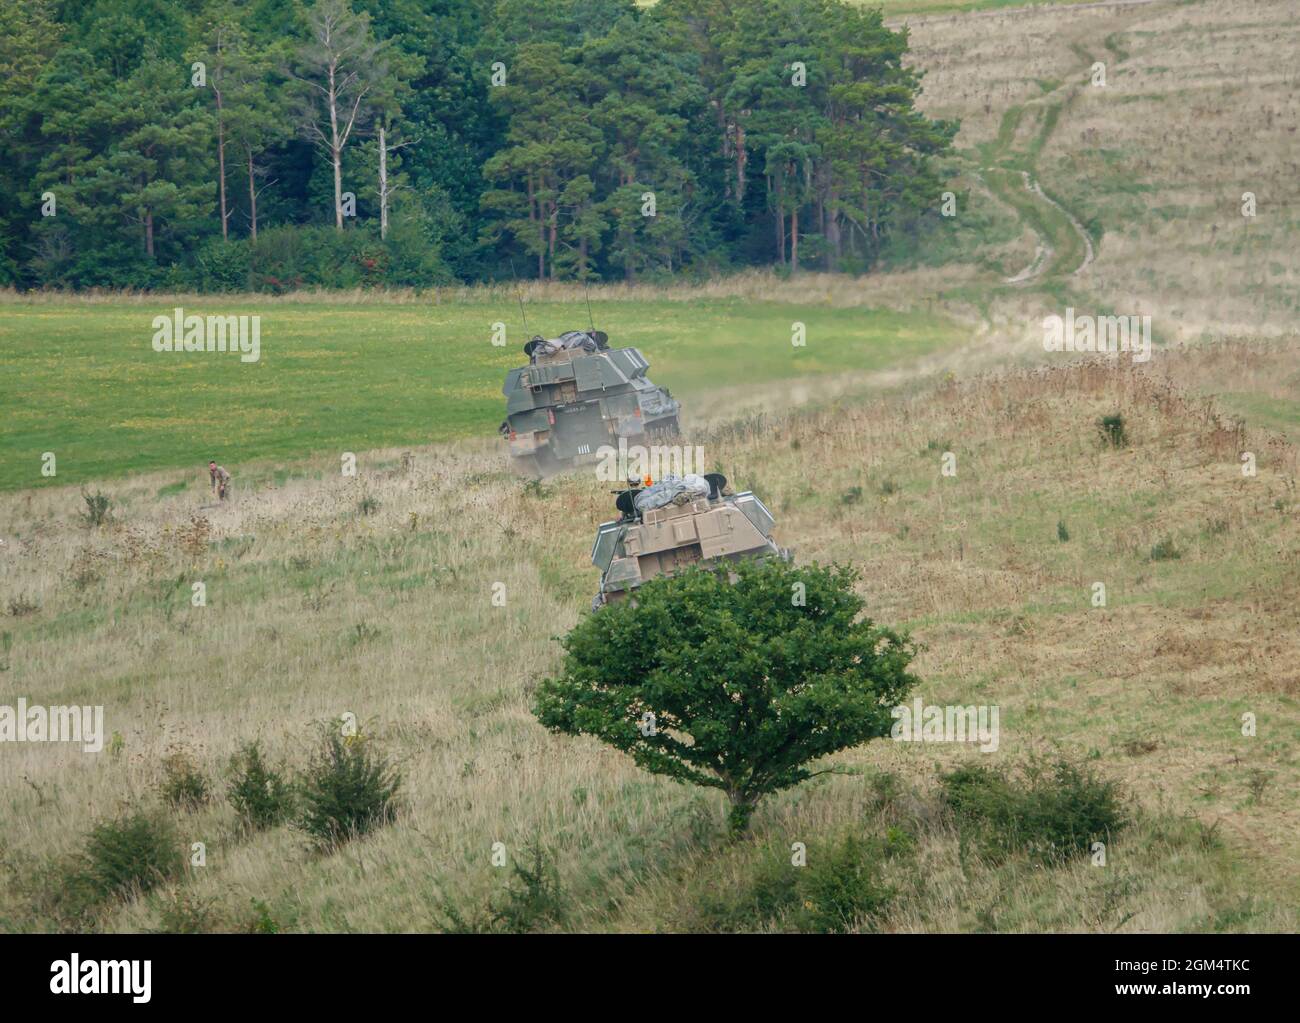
[0,298,963,490]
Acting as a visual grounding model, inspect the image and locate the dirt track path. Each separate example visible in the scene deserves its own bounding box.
[943,3,1162,285]
[974,82,1097,283]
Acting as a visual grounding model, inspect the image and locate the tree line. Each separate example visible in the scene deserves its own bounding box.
[0,0,956,291]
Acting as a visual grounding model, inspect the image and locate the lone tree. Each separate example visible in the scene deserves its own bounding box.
[534,560,918,834]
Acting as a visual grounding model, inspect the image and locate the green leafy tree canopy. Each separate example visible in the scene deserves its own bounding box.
[534,559,918,834]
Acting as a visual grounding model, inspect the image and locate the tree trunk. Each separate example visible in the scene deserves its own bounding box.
[247,147,258,241]
[727,791,756,836]
[527,176,542,279]
[329,62,343,230]
[216,94,227,240]
[378,125,388,241]
[715,100,729,199]
[735,122,746,205]
[774,175,785,265]
[791,205,799,273]
[213,30,228,241]
[145,211,154,258]
[548,207,556,281]
[826,185,841,268]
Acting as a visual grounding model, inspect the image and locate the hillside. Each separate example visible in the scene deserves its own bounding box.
[2,337,1296,932]
[1,0,1297,935]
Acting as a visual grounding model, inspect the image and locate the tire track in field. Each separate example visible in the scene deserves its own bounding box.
[962,15,1142,285]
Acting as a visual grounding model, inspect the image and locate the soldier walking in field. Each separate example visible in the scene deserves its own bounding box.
[208,460,231,501]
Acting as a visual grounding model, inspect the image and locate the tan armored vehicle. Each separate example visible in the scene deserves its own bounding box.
[590,473,789,609]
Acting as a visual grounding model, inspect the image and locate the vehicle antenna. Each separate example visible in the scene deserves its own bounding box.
[584,279,595,333]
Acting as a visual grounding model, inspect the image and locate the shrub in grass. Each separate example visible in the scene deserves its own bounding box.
[1097,413,1128,449]
[437,841,567,934]
[688,846,801,933]
[688,829,905,933]
[794,833,897,933]
[1149,537,1182,561]
[160,750,211,810]
[491,841,566,932]
[297,726,401,848]
[348,620,381,645]
[80,490,112,528]
[80,808,183,902]
[357,494,379,516]
[151,888,222,933]
[227,741,294,829]
[244,898,282,934]
[7,594,40,617]
[940,757,1127,864]
[1057,520,1070,542]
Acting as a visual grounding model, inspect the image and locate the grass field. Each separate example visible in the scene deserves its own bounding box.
[2,338,1296,933]
[0,296,963,491]
[2,0,1297,934]
[903,0,1300,337]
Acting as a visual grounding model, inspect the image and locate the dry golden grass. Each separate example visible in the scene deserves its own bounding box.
[1,337,1296,932]
[902,0,1300,338]
[3,0,1296,933]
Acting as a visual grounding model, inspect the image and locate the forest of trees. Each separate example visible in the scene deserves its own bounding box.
[0,0,957,291]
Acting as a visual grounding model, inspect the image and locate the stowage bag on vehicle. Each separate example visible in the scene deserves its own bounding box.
[633,474,711,513]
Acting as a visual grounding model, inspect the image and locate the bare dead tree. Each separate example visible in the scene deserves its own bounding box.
[291,0,388,230]
[376,122,416,240]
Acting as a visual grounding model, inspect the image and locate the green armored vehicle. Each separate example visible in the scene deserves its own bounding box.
[500,330,680,477]
[590,473,790,610]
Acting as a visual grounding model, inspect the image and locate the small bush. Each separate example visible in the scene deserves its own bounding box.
[940,758,1127,864]
[227,741,294,830]
[82,808,183,900]
[689,848,800,932]
[437,841,567,934]
[1056,520,1070,542]
[297,726,401,848]
[794,833,897,933]
[244,898,281,934]
[688,829,905,933]
[357,494,380,516]
[348,620,382,645]
[491,841,567,932]
[80,490,112,528]
[1245,768,1273,804]
[160,750,211,810]
[840,485,863,505]
[1149,537,1182,561]
[878,478,900,495]
[1097,413,1128,449]
[7,593,40,617]
[151,888,222,933]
